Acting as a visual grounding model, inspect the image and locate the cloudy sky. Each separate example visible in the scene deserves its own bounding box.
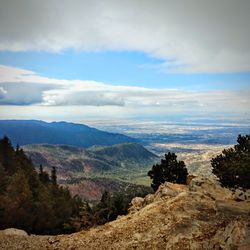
[0,0,249,122]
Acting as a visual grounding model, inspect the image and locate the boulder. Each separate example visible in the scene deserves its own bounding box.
[129,197,144,213]
[234,188,250,201]
[189,176,233,200]
[2,228,28,236]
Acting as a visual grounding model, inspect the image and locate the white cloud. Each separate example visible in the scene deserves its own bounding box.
[0,65,249,118]
[0,1,249,73]
[0,65,34,82]
[0,65,68,85]
[42,90,125,106]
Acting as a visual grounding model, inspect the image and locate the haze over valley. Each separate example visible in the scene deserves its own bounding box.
[85,118,249,177]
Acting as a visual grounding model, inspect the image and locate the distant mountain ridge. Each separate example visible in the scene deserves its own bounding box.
[0,120,136,147]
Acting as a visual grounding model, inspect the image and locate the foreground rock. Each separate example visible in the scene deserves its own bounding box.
[0,177,249,249]
[2,228,28,236]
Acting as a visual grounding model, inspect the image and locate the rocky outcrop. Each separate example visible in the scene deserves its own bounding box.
[233,187,250,201]
[0,176,249,249]
[1,228,28,236]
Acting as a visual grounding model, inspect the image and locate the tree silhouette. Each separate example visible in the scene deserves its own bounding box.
[39,164,50,184]
[212,134,250,189]
[148,152,188,191]
[51,166,57,185]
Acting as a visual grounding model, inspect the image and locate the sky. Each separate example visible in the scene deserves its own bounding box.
[0,0,249,123]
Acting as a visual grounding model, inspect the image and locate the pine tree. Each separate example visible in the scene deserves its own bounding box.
[0,136,16,174]
[148,152,188,191]
[0,136,83,234]
[212,134,250,189]
[51,166,57,185]
[39,164,50,184]
[1,171,34,231]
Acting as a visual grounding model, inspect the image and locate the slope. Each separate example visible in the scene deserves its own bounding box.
[0,120,136,147]
[23,143,159,201]
[0,177,249,249]
[23,143,158,175]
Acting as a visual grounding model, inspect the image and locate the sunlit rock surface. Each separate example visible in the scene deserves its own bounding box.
[0,177,249,250]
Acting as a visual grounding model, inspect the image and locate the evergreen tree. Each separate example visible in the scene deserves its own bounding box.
[91,188,151,226]
[1,171,34,231]
[148,152,188,191]
[0,136,83,234]
[51,166,57,185]
[0,163,7,194]
[0,136,16,174]
[39,164,50,184]
[212,134,250,189]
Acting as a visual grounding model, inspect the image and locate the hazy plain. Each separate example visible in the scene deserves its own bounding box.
[84,118,249,177]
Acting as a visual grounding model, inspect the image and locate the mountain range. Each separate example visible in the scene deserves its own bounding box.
[0,120,136,147]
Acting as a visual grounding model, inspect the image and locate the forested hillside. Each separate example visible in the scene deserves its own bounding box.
[0,137,151,234]
[0,136,83,234]
[24,143,158,174]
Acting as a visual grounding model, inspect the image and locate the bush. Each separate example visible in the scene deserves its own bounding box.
[148,152,188,191]
[212,134,250,189]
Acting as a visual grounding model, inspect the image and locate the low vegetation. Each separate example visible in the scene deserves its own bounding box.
[67,188,151,231]
[61,176,152,202]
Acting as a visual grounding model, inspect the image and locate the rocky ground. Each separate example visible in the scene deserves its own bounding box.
[0,177,249,250]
